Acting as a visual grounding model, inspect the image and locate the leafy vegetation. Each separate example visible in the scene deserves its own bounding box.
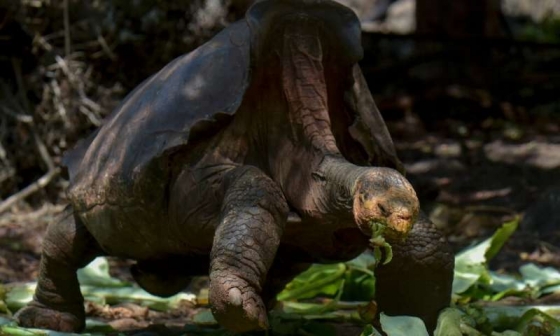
[520,15,560,44]
[0,219,559,335]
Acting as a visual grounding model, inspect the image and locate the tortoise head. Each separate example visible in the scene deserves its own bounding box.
[352,168,420,241]
[246,0,363,66]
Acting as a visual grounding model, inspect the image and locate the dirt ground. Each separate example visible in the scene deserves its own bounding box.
[1,115,560,334]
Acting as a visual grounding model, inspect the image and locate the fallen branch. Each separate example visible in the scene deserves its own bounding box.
[0,167,61,214]
[97,33,117,61]
[0,105,33,123]
[0,203,65,227]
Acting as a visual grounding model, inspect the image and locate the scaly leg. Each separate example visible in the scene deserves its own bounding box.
[15,207,102,332]
[375,213,454,332]
[209,166,288,333]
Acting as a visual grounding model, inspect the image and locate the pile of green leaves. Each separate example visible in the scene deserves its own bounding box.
[439,219,560,336]
[0,258,195,336]
[274,218,560,335]
[1,219,559,335]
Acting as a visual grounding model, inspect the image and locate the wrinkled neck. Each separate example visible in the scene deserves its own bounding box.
[246,22,358,218]
[281,19,340,156]
[319,156,368,193]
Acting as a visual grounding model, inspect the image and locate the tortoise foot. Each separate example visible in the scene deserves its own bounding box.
[15,301,84,332]
[210,277,268,333]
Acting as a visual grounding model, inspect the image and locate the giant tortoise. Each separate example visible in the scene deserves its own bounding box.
[16,0,453,333]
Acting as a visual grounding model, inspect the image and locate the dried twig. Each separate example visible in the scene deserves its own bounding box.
[0,203,65,227]
[0,140,15,185]
[32,129,56,171]
[97,33,117,61]
[0,167,61,214]
[0,56,61,213]
[79,105,102,126]
[0,105,33,123]
[63,0,71,57]
[49,79,71,128]
[53,55,103,125]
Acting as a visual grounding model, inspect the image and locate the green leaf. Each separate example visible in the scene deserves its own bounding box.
[0,326,42,336]
[5,283,35,311]
[542,284,560,295]
[192,310,218,326]
[369,222,393,265]
[278,264,346,301]
[434,308,463,336]
[341,271,375,302]
[0,325,96,336]
[481,305,560,331]
[84,319,116,333]
[281,301,336,315]
[484,219,518,261]
[360,324,383,336]
[520,264,560,291]
[487,272,526,293]
[380,313,429,336]
[341,253,376,301]
[491,331,522,336]
[0,283,8,310]
[0,317,14,326]
[80,285,195,311]
[346,253,376,273]
[453,219,518,294]
[77,257,129,288]
[453,264,488,295]
[281,280,346,316]
[515,308,560,335]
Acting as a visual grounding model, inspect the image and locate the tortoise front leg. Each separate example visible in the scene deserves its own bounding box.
[374,213,454,332]
[209,166,288,333]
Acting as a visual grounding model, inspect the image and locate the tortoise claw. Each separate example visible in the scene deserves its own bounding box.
[209,276,269,333]
[15,301,84,333]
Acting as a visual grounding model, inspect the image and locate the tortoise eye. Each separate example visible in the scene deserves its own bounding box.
[360,192,371,202]
[377,203,389,216]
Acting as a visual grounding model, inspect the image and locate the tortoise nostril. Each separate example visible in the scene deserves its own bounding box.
[398,214,412,221]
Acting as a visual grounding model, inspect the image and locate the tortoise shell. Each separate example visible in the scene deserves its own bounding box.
[63,0,403,220]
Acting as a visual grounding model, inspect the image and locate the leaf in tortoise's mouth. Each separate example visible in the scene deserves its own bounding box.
[369,221,393,266]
